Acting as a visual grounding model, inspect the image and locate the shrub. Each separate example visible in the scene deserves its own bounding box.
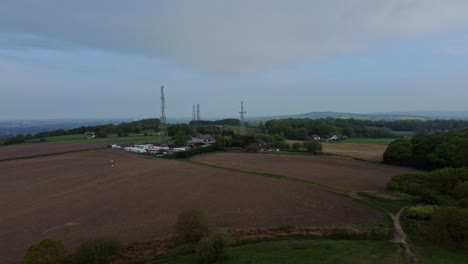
[23,239,66,264]
[406,205,437,220]
[72,238,121,264]
[420,190,440,205]
[429,168,464,195]
[196,231,232,264]
[459,198,468,208]
[387,169,468,203]
[176,209,210,243]
[291,142,302,150]
[303,141,322,154]
[3,134,26,145]
[454,181,468,199]
[272,141,290,149]
[174,146,217,159]
[386,173,432,196]
[431,207,468,249]
[383,139,413,166]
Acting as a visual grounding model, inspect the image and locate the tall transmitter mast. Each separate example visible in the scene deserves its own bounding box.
[160,86,168,143]
[239,101,246,136]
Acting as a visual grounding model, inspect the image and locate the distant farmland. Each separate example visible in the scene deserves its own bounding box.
[286,139,389,162]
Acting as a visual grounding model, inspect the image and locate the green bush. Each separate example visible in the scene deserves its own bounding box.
[176,209,210,243]
[387,168,468,204]
[303,141,322,154]
[429,168,466,195]
[72,238,121,264]
[420,190,440,205]
[291,142,302,150]
[383,139,413,166]
[196,231,232,264]
[431,207,468,249]
[3,134,26,145]
[386,173,432,196]
[24,239,66,264]
[272,141,290,149]
[459,198,468,208]
[454,181,468,199]
[406,205,437,220]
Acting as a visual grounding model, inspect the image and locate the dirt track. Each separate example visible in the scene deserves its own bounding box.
[0,150,382,263]
[0,142,108,161]
[192,153,415,191]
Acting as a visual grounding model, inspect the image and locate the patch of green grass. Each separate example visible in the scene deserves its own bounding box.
[413,242,468,264]
[392,131,416,137]
[222,125,261,135]
[144,240,403,264]
[339,138,396,145]
[356,192,414,214]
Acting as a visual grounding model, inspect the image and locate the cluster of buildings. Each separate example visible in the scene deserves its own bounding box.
[110,135,216,156]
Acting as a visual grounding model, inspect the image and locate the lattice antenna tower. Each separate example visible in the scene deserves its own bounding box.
[196,104,200,128]
[239,101,246,136]
[160,86,168,143]
[192,105,196,134]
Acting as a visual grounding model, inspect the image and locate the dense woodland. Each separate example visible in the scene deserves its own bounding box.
[264,118,468,140]
[383,129,468,170]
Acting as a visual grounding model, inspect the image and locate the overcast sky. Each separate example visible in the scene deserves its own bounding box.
[1,0,468,119]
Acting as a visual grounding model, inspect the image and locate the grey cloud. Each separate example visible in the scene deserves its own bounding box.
[1,0,468,73]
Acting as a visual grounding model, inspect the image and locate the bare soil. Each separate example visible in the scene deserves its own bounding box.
[192,152,416,191]
[0,150,382,263]
[0,142,107,161]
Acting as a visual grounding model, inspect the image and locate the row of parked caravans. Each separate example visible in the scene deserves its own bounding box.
[111,144,188,154]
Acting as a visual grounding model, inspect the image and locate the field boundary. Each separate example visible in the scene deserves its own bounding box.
[0,147,107,162]
[185,158,349,194]
[112,225,394,264]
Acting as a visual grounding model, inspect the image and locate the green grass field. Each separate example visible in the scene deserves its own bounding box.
[26,134,165,144]
[144,240,403,264]
[339,138,397,145]
[392,131,416,137]
[222,125,262,135]
[413,242,468,264]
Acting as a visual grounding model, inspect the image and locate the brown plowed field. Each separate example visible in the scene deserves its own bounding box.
[0,150,382,263]
[0,142,107,161]
[192,153,416,191]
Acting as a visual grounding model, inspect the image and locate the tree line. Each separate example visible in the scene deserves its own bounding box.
[383,129,468,170]
[189,118,242,126]
[264,118,468,140]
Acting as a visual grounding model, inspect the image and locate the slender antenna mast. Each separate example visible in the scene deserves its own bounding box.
[239,101,246,136]
[196,104,200,128]
[192,105,196,134]
[160,86,168,143]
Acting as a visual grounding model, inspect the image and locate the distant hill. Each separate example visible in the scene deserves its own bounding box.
[247,111,468,122]
[2,111,468,138]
